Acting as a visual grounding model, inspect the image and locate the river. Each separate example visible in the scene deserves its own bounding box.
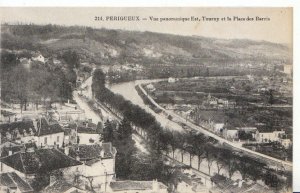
[108,79,184,132]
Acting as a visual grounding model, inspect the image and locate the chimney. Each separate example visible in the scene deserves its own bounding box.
[152,179,159,192]
[64,146,70,156]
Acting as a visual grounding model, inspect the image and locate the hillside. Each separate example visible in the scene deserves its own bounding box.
[1,24,292,66]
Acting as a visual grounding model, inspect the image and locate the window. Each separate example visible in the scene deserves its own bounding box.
[44,137,47,144]
[57,136,60,142]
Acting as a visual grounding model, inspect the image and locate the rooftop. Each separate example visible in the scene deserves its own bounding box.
[0,148,82,174]
[0,172,34,193]
[36,118,64,136]
[43,180,85,193]
[68,142,116,161]
[109,181,167,191]
[0,120,36,136]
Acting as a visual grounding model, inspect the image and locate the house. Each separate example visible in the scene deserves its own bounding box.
[146,84,155,92]
[278,136,292,149]
[0,172,34,193]
[223,128,238,140]
[43,180,86,193]
[20,57,32,70]
[210,174,274,193]
[255,129,285,143]
[283,64,292,75]
[76,120,101,144]
[0,110,16,123]
[0,148,82,185]
[31,53,45,63]
[62,143,117,192]
[176,173,209,193]
[168,77,176,83]
[34,118,65,148]
[217,99,229,107]
[107,180,168,193]
[1,142,37,158]
[213,123,225,133]
[0,120,36,144]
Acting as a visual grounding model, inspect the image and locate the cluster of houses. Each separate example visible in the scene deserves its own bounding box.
[203,93,236,109]
[0,111,168,193]
[212,123,292,148]
[210,174,274,193]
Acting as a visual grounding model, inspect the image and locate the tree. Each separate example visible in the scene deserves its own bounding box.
[204,145,215,175]
[92,69,106,94]
[223,150,238,179]
[206,68,210,77]
[164,130,179,159]
[214,147,226,175]
[268,89,274,105]
[190,133,207,171]
[103,120,114,142]
[175,132,188,163]
[9,65,29,112]
[62,50,80,69]
[118,118,132,140]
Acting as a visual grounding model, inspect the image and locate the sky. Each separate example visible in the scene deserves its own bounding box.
[0,7,292,45]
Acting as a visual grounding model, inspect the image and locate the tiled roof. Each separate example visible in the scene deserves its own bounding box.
[36,118,64,136]
[0,120,36,136]
[1,143,37,158]
[43,180,84,193]
[0,148,82,174]
[77,126,99,134]
[68,143,116,161]
[0,172,34,193]
[109,181,167,191]
[1,110,15,117]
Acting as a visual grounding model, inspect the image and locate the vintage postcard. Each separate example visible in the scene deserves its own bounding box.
[0,7,293,193]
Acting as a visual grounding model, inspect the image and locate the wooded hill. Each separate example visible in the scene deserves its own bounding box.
[1,24,292,66]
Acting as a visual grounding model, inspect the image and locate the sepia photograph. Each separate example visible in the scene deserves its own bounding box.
[0,7,294,193]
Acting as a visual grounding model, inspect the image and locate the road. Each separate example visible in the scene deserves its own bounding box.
[135,83,293,171]
[73,91,102,124]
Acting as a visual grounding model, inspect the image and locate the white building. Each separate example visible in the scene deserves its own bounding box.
[283,64,292,75]
[34,118,65,148]
[168,77,176,83]
[76,123,101,144]
[0,148,82,184]
[223,128,238,140]
[32,53,45,63]
[63,143,117,192]
[213,123,225,133]
[279,138,292,149]
[255,130,285,143]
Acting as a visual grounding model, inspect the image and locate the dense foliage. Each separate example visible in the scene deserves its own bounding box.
[1,51,75,110]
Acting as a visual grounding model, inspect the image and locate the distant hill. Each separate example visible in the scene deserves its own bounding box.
[1,24,292,66]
